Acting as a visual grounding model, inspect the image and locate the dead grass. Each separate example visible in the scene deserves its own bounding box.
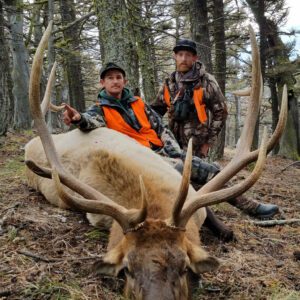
[0,131,299,300]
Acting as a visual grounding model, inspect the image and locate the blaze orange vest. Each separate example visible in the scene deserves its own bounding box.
[163,85,208,124]
[102,97,163,148]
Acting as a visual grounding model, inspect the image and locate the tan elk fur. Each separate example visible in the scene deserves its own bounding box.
[25,126,207,249]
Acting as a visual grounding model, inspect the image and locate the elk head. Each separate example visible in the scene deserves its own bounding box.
[26,21,287,300]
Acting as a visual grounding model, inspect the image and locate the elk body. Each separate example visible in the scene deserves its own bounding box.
[25,22,287,300]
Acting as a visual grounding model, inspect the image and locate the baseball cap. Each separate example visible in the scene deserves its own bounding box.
[173,39,197,55]
[99,62,126,79]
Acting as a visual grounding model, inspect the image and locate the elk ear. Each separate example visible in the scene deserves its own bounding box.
[93,259,118,276]
[93,243,125,276]
[187,242,219,274]
[190,256,219,274]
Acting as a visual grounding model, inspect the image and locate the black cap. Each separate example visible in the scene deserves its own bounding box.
[100,62,126,79]
[173,39,197,55]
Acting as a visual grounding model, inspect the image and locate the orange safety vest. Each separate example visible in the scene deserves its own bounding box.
[163,85,208,124]
[102,97,163,148]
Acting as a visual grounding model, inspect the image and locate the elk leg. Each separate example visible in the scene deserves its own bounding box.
[203,207,235,242]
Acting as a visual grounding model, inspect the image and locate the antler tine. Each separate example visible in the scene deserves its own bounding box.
[237,25,261,155]
[171,138,193,226]
[176,25,288,227]
[40,61,65,115]
[29,21,147,231]
[177,128,268,227]
[40,62,57,116]
[250,84,288,158]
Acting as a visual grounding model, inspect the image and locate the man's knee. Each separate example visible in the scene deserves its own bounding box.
[191,157,220,185]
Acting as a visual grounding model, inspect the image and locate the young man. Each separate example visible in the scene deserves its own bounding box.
[150,40,279,219]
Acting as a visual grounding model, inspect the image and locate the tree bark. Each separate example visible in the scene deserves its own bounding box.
[234,95,241,144]
[60,0,85,111]
[127,1,158,101]
[209,0,226,160]
[94,0,139,91]
[189,0,213,73]
[279,90,300,159]
[5,0,31,129]
[0,1,14,135]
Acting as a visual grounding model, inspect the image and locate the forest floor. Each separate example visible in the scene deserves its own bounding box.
[0,131,299,300]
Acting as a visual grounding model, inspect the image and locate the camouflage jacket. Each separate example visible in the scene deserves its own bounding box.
[74,89,183,159]
[151,61,227,157]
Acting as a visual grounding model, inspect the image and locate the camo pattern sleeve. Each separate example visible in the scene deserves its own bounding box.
[203,73,228,145]
[144,104,182,158]
[74,104,107,131]
[150,83,168,117]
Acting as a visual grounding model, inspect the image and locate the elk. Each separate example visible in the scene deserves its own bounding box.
[25,21,287,300]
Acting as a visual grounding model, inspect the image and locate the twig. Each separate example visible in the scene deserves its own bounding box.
[250,219,300,227]
[17,250,102,263]
[52,11,95,34]
[0,202,21,216]
[17,250,56,262]
[277,161,300,174]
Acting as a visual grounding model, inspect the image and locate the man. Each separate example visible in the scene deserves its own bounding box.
[151,39,279,219]
[151,39,226,158]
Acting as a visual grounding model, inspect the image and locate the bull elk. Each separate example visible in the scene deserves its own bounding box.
[25,21,287,300]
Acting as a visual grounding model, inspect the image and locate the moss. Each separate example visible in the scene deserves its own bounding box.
[23,279,88,300]
[0,157,25,178]
[267,286,300,300]
[85,228,109,241]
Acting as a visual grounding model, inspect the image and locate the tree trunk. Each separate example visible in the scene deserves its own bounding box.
[269,77,280,153]
[189,0,213,73]
[5,0,31,130]
[33,0,43,47]
[60,0,85,111]
[127,1,157,101]
[0,1,14,135]
[209,0,226,160]
[235,95,241,144]
[246,0,298,158]
[279,90,300,159]
[94,0,139,91]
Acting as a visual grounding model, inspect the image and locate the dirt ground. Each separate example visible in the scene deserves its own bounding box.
[0,131,299,300]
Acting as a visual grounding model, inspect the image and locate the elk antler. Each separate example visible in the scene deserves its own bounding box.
[27,21,147,232]
[173,25,288,228]
[170,138,193,226]
[40,62,64,116]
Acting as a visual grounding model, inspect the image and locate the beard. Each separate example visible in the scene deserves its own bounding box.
[176,64,191,73]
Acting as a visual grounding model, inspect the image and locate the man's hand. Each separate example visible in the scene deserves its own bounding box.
[63,103,81,125]
[200,143,210,158]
